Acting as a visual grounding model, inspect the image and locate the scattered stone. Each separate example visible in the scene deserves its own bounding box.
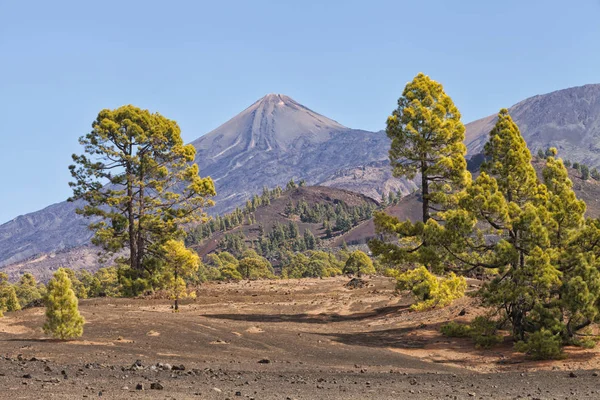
[22,374,32,379]
[458,308,467,316]
[213,387,222,393]
[135,383,144,390]
[569,372,577,378]
[593,372,599,377]
[131,360,144,370]
[235,391,242,396]
[345,278,367,289]
[258,359,271,364]
[172,364,186,371]
[121,386,129,391]
[150,382,164,390]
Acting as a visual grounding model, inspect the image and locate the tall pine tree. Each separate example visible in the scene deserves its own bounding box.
[370,73,470,271]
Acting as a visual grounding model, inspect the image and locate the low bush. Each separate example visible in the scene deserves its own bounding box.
[515,328,564,360]
[440,321,471,338]
[396,266,466,311]
[441,316,502,349]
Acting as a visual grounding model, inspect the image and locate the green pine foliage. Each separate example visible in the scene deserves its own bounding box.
[3,285,21,312]
[0,274,21,313]
[343,250,376,276]
[581,164,590,180]
[514,329,564,360]
[281,251,344,278]
[161,240,200,310]
[15,273,44,307]
[441,317,503,349]
[237,249,274,280]
[69,105,216,294]
[43,268,85,340]
[370,73,471,273]
[392,266,466,311]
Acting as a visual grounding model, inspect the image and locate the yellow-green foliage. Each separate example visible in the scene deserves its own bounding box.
[396,266,466,311]
[161,240,200,308]
[69,105,216,291]
[0,273,21,312]
[15,273,43,307]
[343,250,375,276]
[441,316,502,349]
[282,251,344,279]
[62,268,87,299]
[237,249,274,280]
[370,73,471,272]
[440,321,472,338]
[207,252,242,281]
[515,329,564,360]
[2,285,21,312]
[43,268,85,340]
[383,268,401,279]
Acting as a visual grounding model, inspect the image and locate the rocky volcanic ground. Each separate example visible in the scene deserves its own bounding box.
[1,277,599,399]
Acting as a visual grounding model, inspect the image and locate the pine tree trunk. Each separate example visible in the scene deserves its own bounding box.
[137,166,145,272]
[421,160,430,223]
[126,145,138,271]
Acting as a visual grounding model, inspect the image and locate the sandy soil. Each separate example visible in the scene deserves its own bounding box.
[1,276,599,399]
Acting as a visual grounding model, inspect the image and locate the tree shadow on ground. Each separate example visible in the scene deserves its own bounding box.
[203,304,412,324]
[2,338,65,343]
[322,324,439,349]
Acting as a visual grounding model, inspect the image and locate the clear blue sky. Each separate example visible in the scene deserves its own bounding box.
[0,0,599,224]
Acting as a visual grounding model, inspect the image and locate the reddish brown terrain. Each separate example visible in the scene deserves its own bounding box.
[2,277,600,399]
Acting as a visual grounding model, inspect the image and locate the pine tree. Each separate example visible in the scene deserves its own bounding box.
[3,285,21,312]
[43,269,85,340]
[161,240,200,311]
[537,148,546,159]
[441,112,600,349]
[386,72,470,222]
[304,229,316,250]
[237,250,274,279]
[69,105,215,293]
[343,251,375,276]
[581,164,590,180]
[370,74,471,272]
[16,273,42,307]
[463,109,547,339]
[380,191,387,206]
[0,273,21,312]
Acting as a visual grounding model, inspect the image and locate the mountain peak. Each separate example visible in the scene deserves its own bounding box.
[192,94,347,156]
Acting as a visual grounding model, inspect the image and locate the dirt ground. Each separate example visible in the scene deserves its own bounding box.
[1,276,600,399]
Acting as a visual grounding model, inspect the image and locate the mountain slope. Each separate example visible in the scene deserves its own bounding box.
[0,94,403,269]
[5,84,600,274]
[465,84,600,164]
[190,94,396,213]
[190,185,378,259]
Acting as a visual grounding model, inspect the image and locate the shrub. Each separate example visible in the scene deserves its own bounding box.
[573,337,597,349]
[396,266,466,311]
[2,285,21,312]
[441,317,503,349]
[343,250,375,276]
[470,316,503,349]
[440,321,472,338]
[515,329,564,360]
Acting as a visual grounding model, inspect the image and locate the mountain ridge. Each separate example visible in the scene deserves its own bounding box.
[0,94,406,269]
[5,84,600,274]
